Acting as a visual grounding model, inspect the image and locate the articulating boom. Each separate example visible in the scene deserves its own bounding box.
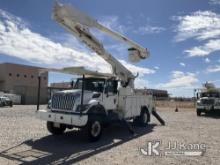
[53,2,150,87]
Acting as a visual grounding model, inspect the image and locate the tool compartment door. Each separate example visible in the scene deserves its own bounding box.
[124,96,138,118]
[124,96,150,118]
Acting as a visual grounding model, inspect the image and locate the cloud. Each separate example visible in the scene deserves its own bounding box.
[134,78,149,89]
[158,71,198,89]
[173,11,220,42]
[207,65,220,73]
[185,39,220,57]
[209,0,220,5]
[173,11,220,57]
[100,15,165,36]
[0,9,155,87]
[154,66,160,70]
[180,62,186,67]
[99,15,126,34]
[119,60,155,76]
[134,25,165,35]
[205,58,211,63]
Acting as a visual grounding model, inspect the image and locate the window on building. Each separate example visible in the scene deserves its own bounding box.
[43,77,47,80]
[17,74,20,77]
[31,75,34,79]
[9,73,12,76]
[24,74,27,78]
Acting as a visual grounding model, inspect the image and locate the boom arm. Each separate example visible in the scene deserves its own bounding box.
[53,2,150,87]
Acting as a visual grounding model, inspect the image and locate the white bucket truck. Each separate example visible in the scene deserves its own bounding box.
[36,2,164,141]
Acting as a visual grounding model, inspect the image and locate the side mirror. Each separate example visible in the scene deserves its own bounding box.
[196,93,199,99]
[92,93,101,98]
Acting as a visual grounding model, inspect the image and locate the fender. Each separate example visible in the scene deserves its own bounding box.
[87,101,107,115]
[86,103,107,121]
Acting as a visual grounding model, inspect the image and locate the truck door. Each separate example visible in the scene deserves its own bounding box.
[103,80,118,110]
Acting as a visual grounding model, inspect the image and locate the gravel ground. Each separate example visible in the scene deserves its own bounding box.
[0,105,220,165]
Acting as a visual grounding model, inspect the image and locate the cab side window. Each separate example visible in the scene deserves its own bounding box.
[106,80,118,94]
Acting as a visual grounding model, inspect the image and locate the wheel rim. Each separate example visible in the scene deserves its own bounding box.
[143,113,148,123]
[91,121,101,137]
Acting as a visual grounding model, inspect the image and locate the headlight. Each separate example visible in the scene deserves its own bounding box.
[197,101,202,106]
[47,100,51,109]
[76,104,89,112]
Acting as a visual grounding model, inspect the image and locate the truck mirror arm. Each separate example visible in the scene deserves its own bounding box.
[80,74,85,116]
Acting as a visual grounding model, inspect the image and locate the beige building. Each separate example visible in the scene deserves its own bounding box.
[0,63,48,104]
[50,81,73,89]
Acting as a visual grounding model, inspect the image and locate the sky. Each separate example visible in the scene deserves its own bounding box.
[0,0,220,97]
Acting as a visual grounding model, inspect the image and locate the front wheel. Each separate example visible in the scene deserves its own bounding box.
[47,121,66,135]
[87,119,102,142]
[197,109,201,116]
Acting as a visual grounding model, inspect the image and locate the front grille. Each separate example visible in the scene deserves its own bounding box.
[52,93,75,111]
[201,99,214,105]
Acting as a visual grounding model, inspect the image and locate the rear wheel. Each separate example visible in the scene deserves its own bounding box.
[134,108,150,127]
[87,119,102,142]
[47,121,66,135]
[140,110,149,126]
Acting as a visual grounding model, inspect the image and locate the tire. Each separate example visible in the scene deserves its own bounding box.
[197,109,201,116]
[134,108,150,127]
[87,118,102,142]
[47,121,66,135]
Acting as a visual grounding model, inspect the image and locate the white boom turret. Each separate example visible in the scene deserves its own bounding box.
[53,2,150,88]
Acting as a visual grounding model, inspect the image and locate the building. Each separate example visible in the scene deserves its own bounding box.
[147,89,169,98]
[135,88,169,99]
[50,81,73,89]
[0,63,48,104]
[48,81,73,98]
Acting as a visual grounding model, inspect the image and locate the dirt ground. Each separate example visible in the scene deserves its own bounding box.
[0,105,220,165]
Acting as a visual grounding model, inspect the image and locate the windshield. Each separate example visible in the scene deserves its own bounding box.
[201,92,220,98]
[74,78,105,92]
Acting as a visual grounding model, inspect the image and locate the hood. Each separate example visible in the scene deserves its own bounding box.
[54,89,94,99]
[200,97,215,100]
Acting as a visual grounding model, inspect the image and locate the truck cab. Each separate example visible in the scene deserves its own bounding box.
[50,77,118,114]
[37,72,154,141]
[196,91,220,116]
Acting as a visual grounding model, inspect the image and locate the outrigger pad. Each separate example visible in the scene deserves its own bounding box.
[152,110,165,126]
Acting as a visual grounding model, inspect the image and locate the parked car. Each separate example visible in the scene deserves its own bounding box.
[0,96,13,107]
